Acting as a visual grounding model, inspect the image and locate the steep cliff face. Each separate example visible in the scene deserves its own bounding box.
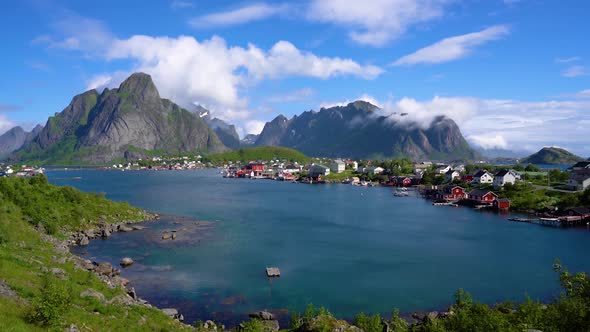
[255,101,478,160]
[15,73,227,164]
[194,108,241,150]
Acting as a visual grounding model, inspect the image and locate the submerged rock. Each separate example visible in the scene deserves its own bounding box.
[120,257,134,267]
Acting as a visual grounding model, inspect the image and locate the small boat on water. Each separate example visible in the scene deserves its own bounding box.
[540,217,559,222]
[508,217,534,223]
[433,202,458,206]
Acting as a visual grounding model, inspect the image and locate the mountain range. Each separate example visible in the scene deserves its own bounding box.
[254,101,479,160]
[0,125,43,158]
[11,73,226,164]
[1,72,491,164]
[195,107,240,150]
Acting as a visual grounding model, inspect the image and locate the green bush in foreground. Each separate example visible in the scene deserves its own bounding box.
[28,274,73,328]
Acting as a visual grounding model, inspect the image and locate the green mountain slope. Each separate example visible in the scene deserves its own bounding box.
[521,147,584,164]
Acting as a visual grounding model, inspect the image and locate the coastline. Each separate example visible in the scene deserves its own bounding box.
[56,211,197,327]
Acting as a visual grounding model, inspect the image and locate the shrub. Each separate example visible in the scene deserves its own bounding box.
[353,312,384,332]
[28,274,72,328]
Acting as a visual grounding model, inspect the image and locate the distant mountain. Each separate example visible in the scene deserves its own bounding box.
[476,147,527,159]
[521,147,584,165]
[241,134,259,146]
[0,125,43,157]
[13,73,227,164]
[255,101,479,160]
[195,107,240,150]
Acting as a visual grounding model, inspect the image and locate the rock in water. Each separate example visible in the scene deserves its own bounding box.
[120,257,134,267]
[79,236,90,246]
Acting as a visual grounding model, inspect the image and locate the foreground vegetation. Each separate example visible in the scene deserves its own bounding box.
[0,175,190,331]
[203,146,310,164]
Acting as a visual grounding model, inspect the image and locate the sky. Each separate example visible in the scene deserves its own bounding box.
[1,0,589,156]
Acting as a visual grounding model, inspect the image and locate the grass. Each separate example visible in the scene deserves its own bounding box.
[0,176,192,331]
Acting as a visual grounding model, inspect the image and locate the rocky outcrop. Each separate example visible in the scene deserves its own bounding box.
[255,101,479,160]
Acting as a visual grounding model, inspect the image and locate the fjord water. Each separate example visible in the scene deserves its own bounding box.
[49,169,590,324]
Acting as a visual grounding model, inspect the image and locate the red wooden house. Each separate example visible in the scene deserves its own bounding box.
[460,175,474,183]
[468,189,498,203]
[439,185,467,201]
[391,176,412,187]
[242,163,265,176]
[493,198,511,209]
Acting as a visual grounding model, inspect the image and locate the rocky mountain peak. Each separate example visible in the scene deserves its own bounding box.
[117,72,160,102]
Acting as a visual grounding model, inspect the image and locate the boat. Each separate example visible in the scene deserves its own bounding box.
[433,202,457,206]
[540,217,559,222]
[508,217,534,223]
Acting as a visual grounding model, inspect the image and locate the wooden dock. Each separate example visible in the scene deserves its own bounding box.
[266,267,280,277]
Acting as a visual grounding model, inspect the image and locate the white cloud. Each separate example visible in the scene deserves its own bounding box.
[319,94,382,109]
[393,25,510,66]
[555,56,580,63]
[307,0,450,47]
[189,3,288,28]
[33,15,114,56]
[90,35,381,124]
[562,65,587,78]
[267,88,315,103]
[575,89,590,98]
[0,114,16,135]
[244,120,267,135]
[466,133,508,149]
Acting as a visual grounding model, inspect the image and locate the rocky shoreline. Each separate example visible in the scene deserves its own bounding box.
[45,212,195,326]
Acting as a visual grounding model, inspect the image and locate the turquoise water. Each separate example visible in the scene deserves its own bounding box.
[49,169,590,325]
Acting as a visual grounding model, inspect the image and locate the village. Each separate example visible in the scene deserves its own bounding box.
[218,158,590,227]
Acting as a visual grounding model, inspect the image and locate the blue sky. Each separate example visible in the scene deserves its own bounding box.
[1,0,589,155]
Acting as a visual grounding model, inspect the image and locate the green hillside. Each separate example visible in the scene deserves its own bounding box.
[204,146,310,163]
[521,147,584,165]
[0,176,191,331]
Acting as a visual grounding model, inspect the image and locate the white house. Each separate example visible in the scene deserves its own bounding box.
[282,164,301,174]
[472,170,494,184]
[445,170,460,183]
[493,169,517,188]
[362,166,384,175]
[330,159,346,174]
[436,165,452,174]
[347,161,358,171]
[566,170,590,191]
[309,165,330,178]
